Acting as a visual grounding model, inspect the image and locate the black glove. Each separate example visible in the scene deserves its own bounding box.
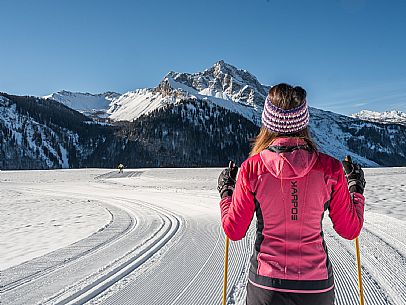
[342,156,366,195]
[217,161,239,199]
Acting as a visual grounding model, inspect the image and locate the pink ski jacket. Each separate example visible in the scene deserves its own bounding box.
[220,137,365,293]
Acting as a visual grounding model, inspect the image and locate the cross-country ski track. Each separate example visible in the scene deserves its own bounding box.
[1,168,405,305]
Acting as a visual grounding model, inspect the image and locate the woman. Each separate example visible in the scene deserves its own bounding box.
[217,83,366,305]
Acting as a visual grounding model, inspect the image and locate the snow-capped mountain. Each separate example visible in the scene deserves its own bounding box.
[44,90,121,118]
[352,110,406,126]
[108,60,267,124]
[41,61,266,123]
[103,61,405,167]
[2,61,406,169]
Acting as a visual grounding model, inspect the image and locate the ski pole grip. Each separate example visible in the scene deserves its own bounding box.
[342,155,354,176]
[342,155,366,194]
[228,160,235,169]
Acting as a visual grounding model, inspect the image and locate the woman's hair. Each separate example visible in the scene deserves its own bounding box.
[250,83,317,156]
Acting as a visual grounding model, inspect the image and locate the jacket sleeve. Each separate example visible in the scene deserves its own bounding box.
[219,163,256,241]
[328,165,365,240]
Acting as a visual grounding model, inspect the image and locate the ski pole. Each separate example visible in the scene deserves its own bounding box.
[222,236,230,305]
[354,237,365,305]
[344,156,365,305]
[222,160,236,305]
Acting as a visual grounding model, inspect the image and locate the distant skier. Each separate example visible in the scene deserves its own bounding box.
[217,84,366,305]
[118,163,124,173]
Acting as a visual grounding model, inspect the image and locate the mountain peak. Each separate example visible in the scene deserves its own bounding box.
[109,60,271,125]
[212,59,231,70]
[214,59,226,65]
[208,60,254,79]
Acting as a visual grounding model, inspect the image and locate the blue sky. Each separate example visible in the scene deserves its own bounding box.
[1,0,405,115]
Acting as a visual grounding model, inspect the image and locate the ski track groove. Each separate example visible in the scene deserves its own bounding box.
[226,229,254,305]
[364,213,406,257]
[99,216,230,305]
[50,203,181,305]
[326,216,406,305]
[95,171,144,180]
[1,190,181,305]
[0,203,134,293]
[358,229,406,304]
[99,211,253,305]
[324,225,395,305]
[167,221,222,305]
[95,198,187,305]
[97,172,404,305]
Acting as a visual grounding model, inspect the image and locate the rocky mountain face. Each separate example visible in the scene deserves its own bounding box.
[2,61,406,169]
[163,60,268,109]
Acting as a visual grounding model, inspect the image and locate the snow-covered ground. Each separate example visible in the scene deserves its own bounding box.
[0,188,111,270]
[0,167,405,305]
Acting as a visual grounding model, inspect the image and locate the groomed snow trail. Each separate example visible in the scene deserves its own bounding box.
[93,168,405,305]
[1,167,405,305]
[0,170,181,305]
[1,202,132,293]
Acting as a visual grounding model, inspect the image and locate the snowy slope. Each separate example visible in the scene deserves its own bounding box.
[352,110,406,126]
[107,89,176,122]
[0,93,138,170]
[309,108,380,166]
[44,90,121,117]
[0,96,76,168]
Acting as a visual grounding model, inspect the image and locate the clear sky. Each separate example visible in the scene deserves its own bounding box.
[1,0,406,115]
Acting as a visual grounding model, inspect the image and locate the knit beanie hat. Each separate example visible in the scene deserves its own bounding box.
[261,96,309,134]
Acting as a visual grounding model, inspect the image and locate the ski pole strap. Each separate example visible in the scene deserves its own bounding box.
[268,144,311,153]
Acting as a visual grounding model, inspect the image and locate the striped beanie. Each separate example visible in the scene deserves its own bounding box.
[261,96,309,134]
